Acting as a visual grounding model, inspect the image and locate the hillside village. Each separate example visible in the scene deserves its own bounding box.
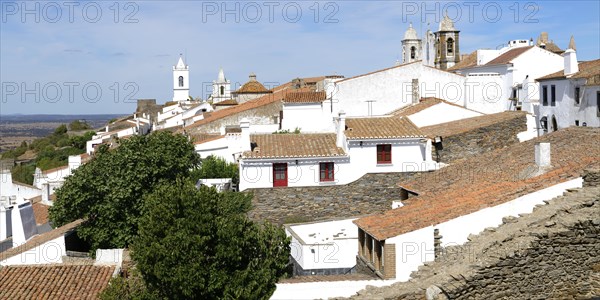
[1,14,599,299]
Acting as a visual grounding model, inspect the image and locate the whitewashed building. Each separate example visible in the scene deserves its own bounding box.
[450,42,564,114]
[172,55,190,102]
[238,112,437,191]
[286,218,358,276]
[535,39,600,135]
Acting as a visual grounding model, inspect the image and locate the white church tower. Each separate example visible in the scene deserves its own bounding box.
[172,55,190,102]
[401,23,422,64]
[210,67,231,103]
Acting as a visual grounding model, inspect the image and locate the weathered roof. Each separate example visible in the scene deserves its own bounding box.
[485,46,533,66]
[0,265,114,299]
[184,86,313,130]
[536,59,600,84]
[448,51,477,71]
[355,127,600,241]
[282,91,327,103]
[420,111,527,137]
[213,99,238,106]
[243,134,346,159]
[0,219,83,262]
[345,117,424,140]
[234,74,270,94]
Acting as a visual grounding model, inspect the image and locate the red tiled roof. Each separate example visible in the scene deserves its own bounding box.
[32,202,50,225]
[536,59,600,83]
[0,265,114,299]
[448,50,477,71]
[420,111,526,137]
[184,87,313,131]
[345,117,424,140]
[0,219,84,262]
[355,127,600,241]
[389,97,474,117]
[193,134,225,145]
[485,46,533,66]
[243,134,346,159]
[282,91,327,103]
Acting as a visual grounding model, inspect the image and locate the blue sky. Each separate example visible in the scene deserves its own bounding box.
[1,0,599,114]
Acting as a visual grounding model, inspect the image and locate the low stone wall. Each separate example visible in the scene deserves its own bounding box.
[347,170,600,300]
[248,172,417,224]
[433,113,527,163]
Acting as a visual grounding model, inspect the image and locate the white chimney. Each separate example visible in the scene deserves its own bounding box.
[563,49,578,76]
[336,111,346,148]
[240,118,251,152]
[0,205,12,241]
[535,142,551,167]
[1,168,13,196]
[564,36,578,76]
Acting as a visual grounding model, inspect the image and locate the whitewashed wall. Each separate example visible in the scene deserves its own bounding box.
[287,219,357,272]
[331,63,466,117]
[272,279,397,300]
[538,78,600,133]
[384,178,582,282]
[281,103,334,133]
[0,236,66,266]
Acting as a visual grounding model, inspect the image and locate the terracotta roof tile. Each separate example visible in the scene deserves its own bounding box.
[0,265,114,299]
[32,202,50,225]
[420,111,526,137]
[536,59,600,83]
[282,91,327,103]
[243,134,346,159]
[184,87,313,131]
[1,219,83,262]
[355,127,600,241]
[193,134,225,145]
[345,117,424,140]
[448,50,478,71]
[485,46,533,66]
[234,79,269,93]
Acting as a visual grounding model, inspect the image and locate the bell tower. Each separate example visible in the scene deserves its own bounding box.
[434,15,460,70]
[173,54,190,102]
[401,23,422,64]
[210,67,231,103]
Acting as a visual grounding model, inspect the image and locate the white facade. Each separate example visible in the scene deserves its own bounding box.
[330,62,466,117]
[386,178,582,281]
[281,102,334,133]
[173,56,190,102]
[1,169,41,206]
[456,46,564,114]
[286,218,358,274]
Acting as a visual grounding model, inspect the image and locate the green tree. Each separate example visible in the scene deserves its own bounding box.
[132,180,290,299]
[68,120,92,131]
[190,155,239,184]
[54,124,68,135]
[49,131,200,252]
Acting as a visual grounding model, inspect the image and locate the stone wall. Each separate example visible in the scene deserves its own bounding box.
[347,169,600,300]
[433,113,527,163]
[248,172,417,225]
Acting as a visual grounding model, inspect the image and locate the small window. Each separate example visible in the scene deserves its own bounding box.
[551,85,556,106]
[551,115,558,131]
[575,120,580,126]
[542,85,548,106]
[220,86,225,96]
[447,38,454,54]
[410,46,416,59]
[574,87,580,105]
[540,116,548,132]
[377,144,392,164]
[178,76,184,87]
[597,91,600,116]
[319,162,334,182]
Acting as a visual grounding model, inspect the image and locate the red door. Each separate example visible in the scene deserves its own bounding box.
[273,163,288,187]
